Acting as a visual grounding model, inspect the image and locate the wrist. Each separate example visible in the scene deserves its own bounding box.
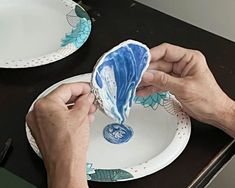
[214,97,235,137]
[47,156,88,188]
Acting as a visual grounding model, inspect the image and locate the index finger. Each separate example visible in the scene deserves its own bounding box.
[46,82,91,105]
[150,43,189,63]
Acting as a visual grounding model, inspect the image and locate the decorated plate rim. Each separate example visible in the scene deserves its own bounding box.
[26,73,191,182]
[1,0,92,68]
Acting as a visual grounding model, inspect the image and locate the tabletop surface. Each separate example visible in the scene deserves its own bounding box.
[0,0,235,187]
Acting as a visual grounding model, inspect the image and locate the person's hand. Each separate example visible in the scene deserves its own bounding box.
[26,82,96,188]
[137,43,235,136]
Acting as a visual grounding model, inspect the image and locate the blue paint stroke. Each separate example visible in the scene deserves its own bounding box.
[103,123,133,144]
[95,42,149,124]
[135,92,170,110]
[61,18,91,48]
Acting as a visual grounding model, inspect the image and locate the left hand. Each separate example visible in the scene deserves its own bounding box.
[26,82,96,188]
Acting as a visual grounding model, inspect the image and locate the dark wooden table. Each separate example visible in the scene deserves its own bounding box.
[1,0,235,187]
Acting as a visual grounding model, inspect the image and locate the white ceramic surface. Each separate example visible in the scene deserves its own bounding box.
[0,0,91,68]
[26,73,191,182]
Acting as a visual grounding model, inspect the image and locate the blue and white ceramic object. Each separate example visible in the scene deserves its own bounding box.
[103,123,134,144]
[0,0,91,68]
[91,40,151,144]
[26,73,191,182]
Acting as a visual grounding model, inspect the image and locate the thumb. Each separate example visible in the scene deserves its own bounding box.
[142,70,183,95]
[71,93,95,119]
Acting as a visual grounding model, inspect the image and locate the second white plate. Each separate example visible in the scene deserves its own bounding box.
[0,0,91,68]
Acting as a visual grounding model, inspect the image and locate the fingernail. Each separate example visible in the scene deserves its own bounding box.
[88,93,95,103]
[142,70,155,82]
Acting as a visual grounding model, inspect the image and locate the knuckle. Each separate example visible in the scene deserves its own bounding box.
[26,112,32,123]
[33,98,47,111]
[26,112,35,128]
[159,72,168,88]
[193,50,206,61]
[161,43,171,48]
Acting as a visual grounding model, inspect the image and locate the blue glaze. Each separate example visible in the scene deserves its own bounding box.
[103,123,133,144]
[96,74,103,88]
[95,42,149,124]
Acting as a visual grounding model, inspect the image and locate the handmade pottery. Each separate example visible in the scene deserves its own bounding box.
[91,40,151,124]
[91,40,151,144]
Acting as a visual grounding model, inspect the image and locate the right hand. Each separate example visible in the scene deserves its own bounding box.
[137,43,235,133]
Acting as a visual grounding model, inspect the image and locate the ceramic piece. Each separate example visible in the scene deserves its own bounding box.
[91,40,151,124]
[26,73,191,182]
[103,123,133,144]
[91,40,150,144]
[0,0,91,68]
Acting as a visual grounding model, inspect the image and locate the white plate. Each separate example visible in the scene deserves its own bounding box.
[26,73,191,182]
[0,0,91,68]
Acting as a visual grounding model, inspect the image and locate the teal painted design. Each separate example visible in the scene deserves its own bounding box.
[86,163,96,180]
[62,18,91,48]
[75,5,90,20]
[62,5,91,48]
[135,92,170,110]
[89,169,134,182]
